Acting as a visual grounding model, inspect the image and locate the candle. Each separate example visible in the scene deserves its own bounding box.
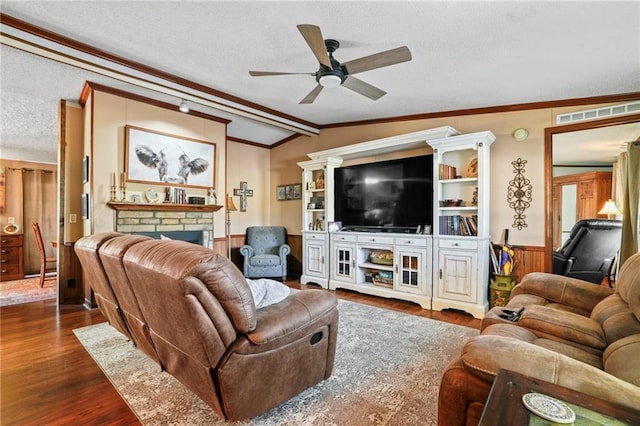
[120,172,125,187]
[111,172,116,187]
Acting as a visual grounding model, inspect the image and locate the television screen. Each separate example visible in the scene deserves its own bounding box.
[334,155,433,231]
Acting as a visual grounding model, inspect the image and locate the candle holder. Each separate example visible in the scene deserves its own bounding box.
[120,185,126,202]
[110,185,118,202]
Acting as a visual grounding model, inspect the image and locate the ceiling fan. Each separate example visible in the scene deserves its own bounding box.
[249,24,412,104]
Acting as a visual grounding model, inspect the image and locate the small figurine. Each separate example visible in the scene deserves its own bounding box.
[208,188,217,205]
[315,172,325,190]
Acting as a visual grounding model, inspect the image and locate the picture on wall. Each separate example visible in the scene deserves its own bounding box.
[277,183,302,201]
[82,155,89,183]
[81,193,89,219]
[125,125,216,189]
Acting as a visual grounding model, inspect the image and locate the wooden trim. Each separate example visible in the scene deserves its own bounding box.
[1,13,318,130]
[107,202,223,212]
[82,82,231,124]
[227,135,269,148]
[544,113,640,272]
[270,133,303,149]
[320,92,640,129]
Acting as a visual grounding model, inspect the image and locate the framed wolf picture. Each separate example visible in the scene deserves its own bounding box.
[125,125,216,189]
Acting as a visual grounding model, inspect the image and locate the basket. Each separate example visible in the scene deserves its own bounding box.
[370,250,393,265]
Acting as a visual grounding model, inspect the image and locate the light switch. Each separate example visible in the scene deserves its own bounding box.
[69,214,77,224]
[7,217,15,224]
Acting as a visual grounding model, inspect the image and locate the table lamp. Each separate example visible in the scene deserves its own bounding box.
[598,199,621,219]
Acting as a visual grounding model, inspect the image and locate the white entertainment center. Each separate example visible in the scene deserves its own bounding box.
[298,126,495,318]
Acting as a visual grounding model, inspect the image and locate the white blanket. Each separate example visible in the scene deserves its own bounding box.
[246,278,291,309]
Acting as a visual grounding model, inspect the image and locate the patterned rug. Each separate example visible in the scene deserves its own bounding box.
[74,300,478,425]
[0,276,56,306]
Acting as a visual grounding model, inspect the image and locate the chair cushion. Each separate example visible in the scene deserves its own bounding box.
[249,254,282,267]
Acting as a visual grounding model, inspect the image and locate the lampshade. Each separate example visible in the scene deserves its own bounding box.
[598,199,621,217]
[226,195,237,211]
[179,100,189,113]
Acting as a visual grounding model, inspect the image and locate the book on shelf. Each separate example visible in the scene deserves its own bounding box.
[439,215,478,236]
[438,163,457,180]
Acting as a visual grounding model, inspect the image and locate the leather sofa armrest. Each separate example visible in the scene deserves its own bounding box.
[246,289,337,346]
[239,245,254,258]
[511,272,614,313]
[459,335,640,410]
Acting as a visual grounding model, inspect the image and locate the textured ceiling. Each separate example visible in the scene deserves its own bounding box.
[1,1,639,164]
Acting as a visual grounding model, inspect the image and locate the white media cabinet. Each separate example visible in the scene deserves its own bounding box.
[298,126,495,318]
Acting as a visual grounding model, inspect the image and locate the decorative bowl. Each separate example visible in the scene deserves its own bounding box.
[440,199,463,207]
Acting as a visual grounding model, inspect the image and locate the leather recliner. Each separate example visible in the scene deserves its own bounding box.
[75,233,338,421]
[438,252,640,425]
[552,219,622,284]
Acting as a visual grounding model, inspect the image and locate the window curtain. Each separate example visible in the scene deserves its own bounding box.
[22,169,57,274]
[619,139,640,267]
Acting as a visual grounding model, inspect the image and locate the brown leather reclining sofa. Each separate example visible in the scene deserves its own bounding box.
[75,233,339,421]
[439,252,640,425]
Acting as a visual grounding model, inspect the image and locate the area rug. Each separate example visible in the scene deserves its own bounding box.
[74,300,478,425]
[0,276,56,306]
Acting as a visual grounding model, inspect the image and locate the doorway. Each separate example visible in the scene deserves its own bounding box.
[544,113,640,271]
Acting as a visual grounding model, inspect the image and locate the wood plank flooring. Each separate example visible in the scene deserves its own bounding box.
[0,281,479,425]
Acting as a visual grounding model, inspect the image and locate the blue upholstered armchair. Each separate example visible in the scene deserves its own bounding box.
[239,226,291,280]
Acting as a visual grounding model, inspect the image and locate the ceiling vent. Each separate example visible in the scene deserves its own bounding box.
[556,101,640,124]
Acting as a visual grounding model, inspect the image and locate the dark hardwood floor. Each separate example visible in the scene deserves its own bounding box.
[0,281,479,425]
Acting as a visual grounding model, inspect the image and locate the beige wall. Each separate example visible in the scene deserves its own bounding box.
[64,102,84,243]
[88,91,227,237]
[270,103,631,247]
[226,142,271,234]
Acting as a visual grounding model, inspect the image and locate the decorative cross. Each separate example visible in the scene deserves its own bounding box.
[233,181,253,212]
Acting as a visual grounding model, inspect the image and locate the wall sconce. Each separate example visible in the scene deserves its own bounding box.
[598,199,621,219]
[226,194,238,258]
[179,100,190,113]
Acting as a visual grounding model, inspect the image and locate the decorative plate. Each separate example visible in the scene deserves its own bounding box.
[3,223,20,234]
[144,189,159,203]
[522,392,576,424]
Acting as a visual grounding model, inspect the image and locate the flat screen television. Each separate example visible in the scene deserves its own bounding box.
[334,155,433,232]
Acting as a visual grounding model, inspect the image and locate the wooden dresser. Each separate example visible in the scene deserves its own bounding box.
[1,234,24,281]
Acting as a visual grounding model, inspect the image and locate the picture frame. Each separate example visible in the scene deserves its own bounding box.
[81,193,89,219]
[125,125,216,189]
[82,155,89,184]
[277,183,302,201]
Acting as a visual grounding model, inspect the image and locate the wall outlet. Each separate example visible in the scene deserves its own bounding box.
[7,217,15,224]
[69,214,77,224]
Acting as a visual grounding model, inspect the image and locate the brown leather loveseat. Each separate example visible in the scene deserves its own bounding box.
[75,233,339,421]
[438,252,640,425]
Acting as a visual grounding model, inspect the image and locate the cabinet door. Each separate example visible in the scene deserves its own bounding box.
[303,238,327,279]
[395,247,427,295]
[331,243,356,283]
[437,249,477,303]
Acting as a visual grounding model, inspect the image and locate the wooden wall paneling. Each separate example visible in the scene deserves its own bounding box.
[58,242,86,305]
[492,244,546,284]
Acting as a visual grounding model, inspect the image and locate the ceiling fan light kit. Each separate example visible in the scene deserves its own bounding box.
[249,24,412,104]
[179,100,190,113]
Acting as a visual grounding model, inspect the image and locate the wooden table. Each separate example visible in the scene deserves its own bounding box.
[479,369,640,425]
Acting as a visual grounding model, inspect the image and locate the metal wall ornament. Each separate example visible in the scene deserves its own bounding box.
[507,158,532,230]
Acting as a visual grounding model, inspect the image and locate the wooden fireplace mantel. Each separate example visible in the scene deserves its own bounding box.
[107,202,223,212]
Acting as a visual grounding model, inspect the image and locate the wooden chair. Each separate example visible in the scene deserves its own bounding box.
[32,222,56,287]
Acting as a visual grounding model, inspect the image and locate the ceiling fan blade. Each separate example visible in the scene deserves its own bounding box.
[300,85,324,104]
[297,24,332,68]
[249,71,315,77]
[342,46,412,75]
[342,76,386,101]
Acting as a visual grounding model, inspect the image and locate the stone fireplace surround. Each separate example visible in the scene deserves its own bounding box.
[107,202,222,249]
